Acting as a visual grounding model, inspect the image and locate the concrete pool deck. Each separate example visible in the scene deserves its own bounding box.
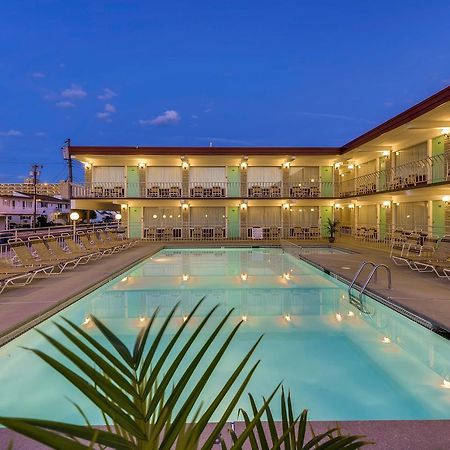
[0,239,450,448]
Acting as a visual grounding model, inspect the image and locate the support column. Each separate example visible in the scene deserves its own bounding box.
[182,166,189,197]
[182,204,189,239]
[139,164,146,197]
[240,166,247,197]
[282,204,290,238]
[282,165,290,197]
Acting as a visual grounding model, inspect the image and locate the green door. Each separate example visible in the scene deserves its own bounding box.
[227,166,240,197]
[127,166,140,197]
[378,157,386,191]
[320,167,333,197]
[227,206,239,238]
[129,207,142,238]
[432,136,445,183]
[320,206,332,237]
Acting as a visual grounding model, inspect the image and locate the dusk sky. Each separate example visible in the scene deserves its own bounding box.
[0,0,449,183]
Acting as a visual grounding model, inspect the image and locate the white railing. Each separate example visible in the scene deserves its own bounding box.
[188,182,230,198]
[146,182,183,198]
[247,182,282,198]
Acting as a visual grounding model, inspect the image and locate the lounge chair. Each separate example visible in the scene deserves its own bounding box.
[9,241,56,276]
[44,236,92,265]
[28,237,80,273]
[104,229,137,247]
[0,260,36,295]
[405,236,450,274]
[87,230,122,253]
[59,234,102,260]
[77,232,113,257]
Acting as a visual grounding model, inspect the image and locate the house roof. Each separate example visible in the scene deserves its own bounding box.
[69,86,450,157]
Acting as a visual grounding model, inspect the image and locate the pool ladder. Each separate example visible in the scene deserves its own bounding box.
[348,262,391,312]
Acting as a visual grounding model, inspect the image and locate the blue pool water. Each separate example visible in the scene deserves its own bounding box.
[0,247,449,423]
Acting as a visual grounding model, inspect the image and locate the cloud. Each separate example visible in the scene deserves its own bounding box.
[56,100,75,108]
[35,131,47,137]
[61,84,87,99]
[97,88,117,100]
[384,101,394,107]
[104,103,116,113]
[32,72,45,78]
[0,129,22,137]
[96,103,117,121]
[191,114,199,119]
[204,108,213,113]
[139,110,180,126]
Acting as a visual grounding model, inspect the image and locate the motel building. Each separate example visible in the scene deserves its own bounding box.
[69,87,450,242]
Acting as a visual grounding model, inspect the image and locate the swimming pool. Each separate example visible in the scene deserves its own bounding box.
[0,247,449,424]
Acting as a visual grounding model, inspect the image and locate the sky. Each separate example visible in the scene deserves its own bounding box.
[0,0,449,183]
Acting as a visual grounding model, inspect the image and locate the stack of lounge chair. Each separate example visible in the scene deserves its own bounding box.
[391,235,450,280]
[0,229,138,296]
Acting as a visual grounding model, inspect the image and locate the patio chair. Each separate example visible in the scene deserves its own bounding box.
[213,227,224,240]
[104,229,137,247]
[147,186,160,197]
[144,227,157,241]
[310,227,320,239]
[169,186,181,197]
[192,227,202,240]
[211,186,223,197]
[292,226,303,239]
[249,185,262,197]
[87,230,123,253]
[192,186,204,197]
[163,228,174,241]
[270,185,281,197]
[269,227,280,240]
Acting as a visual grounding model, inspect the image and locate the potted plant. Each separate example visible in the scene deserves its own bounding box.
[325,217,339,243]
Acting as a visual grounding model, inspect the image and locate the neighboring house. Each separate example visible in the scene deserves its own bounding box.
[69,87,450,240]
[0,191,70,228]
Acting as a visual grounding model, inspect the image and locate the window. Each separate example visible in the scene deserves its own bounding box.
[40,202,48,207]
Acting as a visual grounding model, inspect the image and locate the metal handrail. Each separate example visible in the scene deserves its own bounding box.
[358,264,391,301]
[348,261,376,295]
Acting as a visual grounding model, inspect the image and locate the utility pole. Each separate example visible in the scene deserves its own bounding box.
[63,138,73,198]
[30,164,43,228]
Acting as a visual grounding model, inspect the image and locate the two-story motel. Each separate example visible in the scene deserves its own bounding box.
[69,87,450,242]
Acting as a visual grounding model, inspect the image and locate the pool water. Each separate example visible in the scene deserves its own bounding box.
[0,247,449,424]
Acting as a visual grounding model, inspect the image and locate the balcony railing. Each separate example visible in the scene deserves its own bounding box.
[339,152,450,197]
[72,181,332,199]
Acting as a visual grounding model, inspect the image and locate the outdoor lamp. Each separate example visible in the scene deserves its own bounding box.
[70,211,80,238]
[115,213,122,221]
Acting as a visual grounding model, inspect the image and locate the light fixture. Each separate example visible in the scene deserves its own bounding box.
[182,273,189,281]
[382,201,391,208]
[121,276,128,282]
[334,204,341,209]
[382,336,391,344]
[382,150,390,157]
[69,211,80,221]
[241,315,248,322]
[115,213,122,220]
[284,314,291,322]
[182,203,189,210]
[121,204,127,210]
[443,196,450,204]
[152,214,158,219]
[348,164,354,170]
[82,316,91,325]
[348,204,355,209]
[83,162,92,170]
[181,160,189,170]
[240,161,248,170]
[299,208,303,212]
[162,214,167,219]
[334,162,341,169]
[139,316,146,322]
[240,202,247,210]
[335,313,342,322]
[310,178,315,182]
[283,272,291,280]
[347,311,355,317]
[441,127,450,136]
[282,161,290,169]
[395,202,400,206]
[310,208,314,212]
[441,379,450,389]
[183,315,188,322]
[282,203,290,210]
[138,162,146,169]
[240,273,248,281]
[395,151,400,156]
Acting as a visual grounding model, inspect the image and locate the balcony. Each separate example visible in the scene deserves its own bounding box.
[71,181,333,199]
[339,152,450,197]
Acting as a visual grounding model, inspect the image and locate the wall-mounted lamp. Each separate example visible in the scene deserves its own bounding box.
[240,273,248,281]
[334,162,342,169]
[348,204,355,209]
[382,201,391,208]
[441,127,450,136]
[334,204,341,209]
[121,204,127,210]
[240,161,248,170]
[282,161,290,169]
[443,196,450,205]
[395,151,400,156]
[240,202,248,210]
[138,162,146,169]
[83,162,92,170]
[282,203,290,210]
[115,213,122,221]
[382,150,390,157]
[182,274,189,281]
[182,203,189,211]
[181,161,189,170]
[347,164,354,170]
